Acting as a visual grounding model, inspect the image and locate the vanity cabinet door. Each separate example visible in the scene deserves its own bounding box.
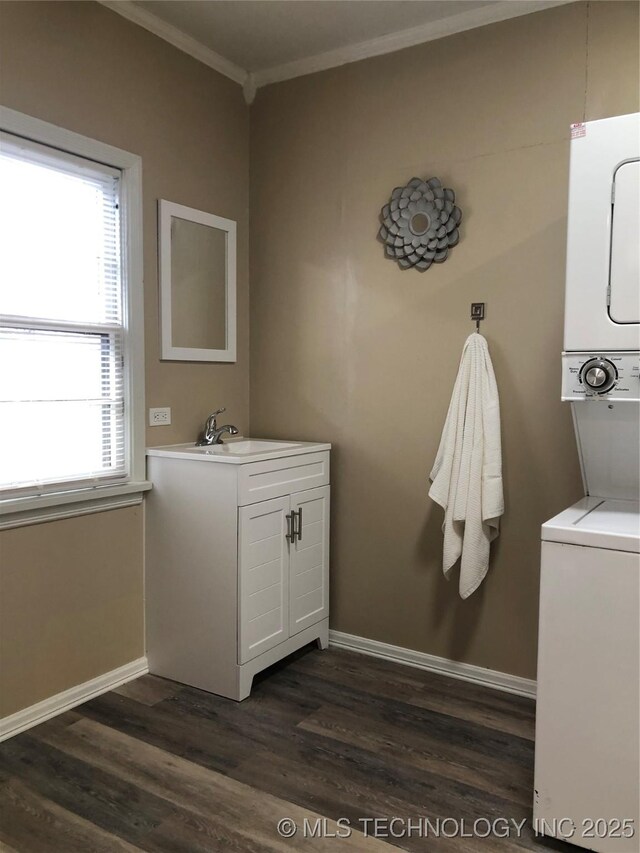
[289,486,330,636]
[238,496,291,664]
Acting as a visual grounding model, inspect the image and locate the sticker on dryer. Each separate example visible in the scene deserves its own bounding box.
[570,122,586,139]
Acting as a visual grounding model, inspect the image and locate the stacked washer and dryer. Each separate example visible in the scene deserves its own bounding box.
[534,113,640,851]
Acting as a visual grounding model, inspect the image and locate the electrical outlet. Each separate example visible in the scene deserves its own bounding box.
[149,407,171,426]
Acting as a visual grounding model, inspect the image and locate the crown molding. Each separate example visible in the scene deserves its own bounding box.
[251,0,575,89]
[99,0,574,100]
[242,73,257,107]
[98,0,248,87]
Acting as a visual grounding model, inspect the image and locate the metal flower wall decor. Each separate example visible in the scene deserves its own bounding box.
[378,177,462,271]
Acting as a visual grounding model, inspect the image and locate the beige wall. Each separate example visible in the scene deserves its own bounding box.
[0,508,143,717]
[0,1,637,716]
[249,1,640,679]
[0,1,249,715]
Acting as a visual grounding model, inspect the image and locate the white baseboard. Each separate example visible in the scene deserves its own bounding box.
[329,631,536,699]
[0,656,148,742]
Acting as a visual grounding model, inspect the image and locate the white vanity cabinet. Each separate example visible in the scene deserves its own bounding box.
[239,486,330,663]
[145,441,330,701]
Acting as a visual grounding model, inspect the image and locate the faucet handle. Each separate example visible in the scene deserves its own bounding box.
[199,408,226,443]
[205,407,225,428]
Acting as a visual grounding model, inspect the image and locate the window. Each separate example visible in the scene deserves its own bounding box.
[0,109,147,519]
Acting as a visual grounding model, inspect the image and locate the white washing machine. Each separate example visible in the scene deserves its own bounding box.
[534,113,640,853]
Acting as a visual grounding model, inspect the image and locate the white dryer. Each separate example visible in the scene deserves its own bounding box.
[564,111,640,351]
[534,112,640,853]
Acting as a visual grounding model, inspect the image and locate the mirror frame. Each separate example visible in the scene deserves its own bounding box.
[158,199,237,362]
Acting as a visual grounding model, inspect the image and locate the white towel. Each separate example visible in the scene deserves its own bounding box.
[428,332,504,598]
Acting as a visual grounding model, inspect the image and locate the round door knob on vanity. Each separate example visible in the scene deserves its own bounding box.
[580,357,617,394]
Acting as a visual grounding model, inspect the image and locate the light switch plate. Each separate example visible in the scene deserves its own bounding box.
[149,407,171,426]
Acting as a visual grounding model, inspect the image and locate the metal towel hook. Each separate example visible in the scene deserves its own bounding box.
[470,302,485,333]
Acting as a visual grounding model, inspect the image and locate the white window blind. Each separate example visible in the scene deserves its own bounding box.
[0,133,127,498]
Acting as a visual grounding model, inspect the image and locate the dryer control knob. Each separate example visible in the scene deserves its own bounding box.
[585,367,607,387]
[580,358,617,394]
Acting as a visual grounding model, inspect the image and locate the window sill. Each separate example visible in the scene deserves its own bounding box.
[0,481,152,530]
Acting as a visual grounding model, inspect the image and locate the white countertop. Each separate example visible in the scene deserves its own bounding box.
[146,438,331,465]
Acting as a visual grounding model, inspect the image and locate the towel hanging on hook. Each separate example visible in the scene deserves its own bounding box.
[428,328,504,598]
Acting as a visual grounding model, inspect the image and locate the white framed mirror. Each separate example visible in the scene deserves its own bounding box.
[158,200,236,362]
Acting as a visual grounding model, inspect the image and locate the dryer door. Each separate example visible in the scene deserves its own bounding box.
[609,159,639,324]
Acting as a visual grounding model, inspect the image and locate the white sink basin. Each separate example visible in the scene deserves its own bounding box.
[146,438,331,464]
[196,440,300,455]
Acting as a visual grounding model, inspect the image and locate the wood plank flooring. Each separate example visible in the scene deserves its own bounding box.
[0,647,570,852]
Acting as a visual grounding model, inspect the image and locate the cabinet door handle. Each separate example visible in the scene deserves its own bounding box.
[295,507,303,542]
[285,512,295,544]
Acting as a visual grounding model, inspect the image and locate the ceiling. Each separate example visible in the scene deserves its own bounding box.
[102,0,571,99]
[135,1,494,73]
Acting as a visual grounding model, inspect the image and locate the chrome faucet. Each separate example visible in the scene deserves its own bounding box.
[195,408,239,446]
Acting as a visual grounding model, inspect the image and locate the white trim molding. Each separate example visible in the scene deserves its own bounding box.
[98,0,248,87]
[329,630,536,699]
[0,485,150,531]
[0,106,149,526]
[99,0,573,99]
[251,1,573,89]
[0,657,148,742]
[242,74,257,107]
[158,199,237,363]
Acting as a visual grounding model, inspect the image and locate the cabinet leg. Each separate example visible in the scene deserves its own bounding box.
[237,670,253,701]
[316,623,329,651]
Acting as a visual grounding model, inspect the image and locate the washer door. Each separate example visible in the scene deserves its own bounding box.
[609,159,640,324]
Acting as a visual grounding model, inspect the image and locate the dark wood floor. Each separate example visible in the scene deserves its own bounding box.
[0,647,569,852]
